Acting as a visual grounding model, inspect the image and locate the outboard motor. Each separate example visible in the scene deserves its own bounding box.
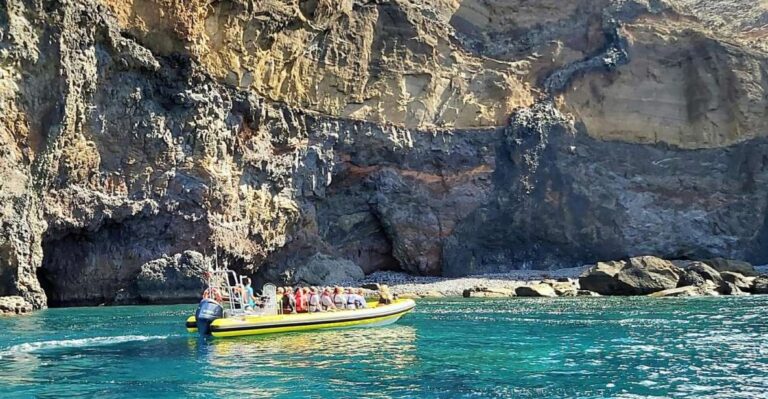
[195,298,224,336]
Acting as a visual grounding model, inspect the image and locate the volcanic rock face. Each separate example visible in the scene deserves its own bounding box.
[1,0,767,309]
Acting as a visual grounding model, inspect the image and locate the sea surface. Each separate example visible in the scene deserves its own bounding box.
[0,296,767,398]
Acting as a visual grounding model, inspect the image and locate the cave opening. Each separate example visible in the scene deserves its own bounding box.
[39,229,103,307]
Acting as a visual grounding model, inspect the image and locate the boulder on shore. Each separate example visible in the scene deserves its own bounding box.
[678,269,707,287]
[549,281,578,297]
[649,285,719,297]
[463,287,515,298]
[580,256,681,295]
[578,261,627,295]
[681,262,724,287]
[753,276,768,294]
[720,271,754,292]
[703,258,758,277]
[721,281,748,296]
[0,296,34,315]
[515,283,557,297]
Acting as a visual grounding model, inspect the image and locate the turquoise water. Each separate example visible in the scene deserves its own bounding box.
[0,297,767,398]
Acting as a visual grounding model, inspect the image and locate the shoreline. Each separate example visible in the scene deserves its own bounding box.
[358,266,589,298]
[359,264,768,298]
[3,264,768,315]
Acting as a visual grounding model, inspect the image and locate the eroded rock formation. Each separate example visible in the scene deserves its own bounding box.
[1,0,767,310]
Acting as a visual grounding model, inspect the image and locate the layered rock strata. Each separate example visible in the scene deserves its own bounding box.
[0,0,767,310]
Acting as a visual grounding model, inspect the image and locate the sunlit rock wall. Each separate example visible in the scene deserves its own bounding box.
[0,0,766,308]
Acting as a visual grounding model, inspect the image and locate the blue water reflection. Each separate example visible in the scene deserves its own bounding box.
[0,296,766,398]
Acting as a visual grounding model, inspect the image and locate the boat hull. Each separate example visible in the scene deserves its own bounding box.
[186,299,415,338]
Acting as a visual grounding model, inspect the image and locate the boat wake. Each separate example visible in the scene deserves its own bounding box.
[0,335,172,358]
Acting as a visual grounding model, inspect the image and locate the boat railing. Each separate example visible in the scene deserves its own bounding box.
[204,267,279,318]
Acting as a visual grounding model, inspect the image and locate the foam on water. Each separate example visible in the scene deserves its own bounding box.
[0,335,171,358]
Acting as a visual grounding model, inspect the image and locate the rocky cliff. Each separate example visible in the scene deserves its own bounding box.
[0,0,766,309]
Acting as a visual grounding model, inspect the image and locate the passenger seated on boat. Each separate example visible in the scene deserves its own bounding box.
[347,288,367,309]
[294,287,307,313]
[321,288,337,311]
[308,287,323,312]
[332,286,347,310]
[282,286,297,314]
[379,285,393,305]
[345,288,357,309]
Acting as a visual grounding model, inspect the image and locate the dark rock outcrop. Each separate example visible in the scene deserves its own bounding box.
[257,253,364,287]
[136,251,207,304]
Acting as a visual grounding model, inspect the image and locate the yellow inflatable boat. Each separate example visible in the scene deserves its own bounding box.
[185,267,415,338]
[186,298,415,338]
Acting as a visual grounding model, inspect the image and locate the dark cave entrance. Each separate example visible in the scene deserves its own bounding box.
[37,214,202,307]
[35,264,57,307]
[39,229,105,307]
